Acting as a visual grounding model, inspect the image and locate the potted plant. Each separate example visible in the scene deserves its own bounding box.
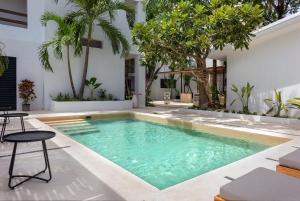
[18,79,36,111]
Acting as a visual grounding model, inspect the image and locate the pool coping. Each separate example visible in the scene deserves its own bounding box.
[29,110,300,201]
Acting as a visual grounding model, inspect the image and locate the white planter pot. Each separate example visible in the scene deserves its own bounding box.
[132,95,138,108]
[51,100,133,112]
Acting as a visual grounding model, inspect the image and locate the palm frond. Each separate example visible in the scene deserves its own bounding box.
[72,18,86,56]
[53,37,63,60]
[98,18,130,56]
[111,1,135,15]
[38,41,55,72]
[41,11,64,27]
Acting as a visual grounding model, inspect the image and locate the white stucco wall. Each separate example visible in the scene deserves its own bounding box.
[0,38,44,110]
[0,0,44,43]
[0,0,145,110]
[226,21,300,115]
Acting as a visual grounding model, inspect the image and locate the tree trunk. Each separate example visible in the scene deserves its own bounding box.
[145,64,163,105]
[78,24,93,99]
[67,45,77,98]
[212,59,217,106]
[195,58,211,107]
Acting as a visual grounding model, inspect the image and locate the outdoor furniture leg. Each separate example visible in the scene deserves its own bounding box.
[42,140,52,181]
[8,142,17,189]
[1,117,7,142]
[3,111,10,124]
[20,116,25,132]
[8,141,52,190]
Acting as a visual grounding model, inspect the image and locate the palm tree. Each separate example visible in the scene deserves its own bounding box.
[39,12,82,97]
[61,0,134,99]
[0,42,8,76]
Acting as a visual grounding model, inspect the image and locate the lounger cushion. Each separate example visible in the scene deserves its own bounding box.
[220,167,300,201]
[279,148,300,170]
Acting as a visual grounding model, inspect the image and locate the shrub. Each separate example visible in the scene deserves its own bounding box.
[230,83,254,114]
[264,89,288,117]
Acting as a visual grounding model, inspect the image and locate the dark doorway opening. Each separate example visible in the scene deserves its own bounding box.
[125,58,135,100]
[0,57,16,111]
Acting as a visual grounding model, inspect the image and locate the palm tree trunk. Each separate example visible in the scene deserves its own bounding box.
[78,24,93,99]
[67,45,77,98]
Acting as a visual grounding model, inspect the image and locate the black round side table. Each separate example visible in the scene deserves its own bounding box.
[3,131,56,190]
[0,113,29,142]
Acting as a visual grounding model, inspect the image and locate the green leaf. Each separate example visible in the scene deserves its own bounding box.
[90,77,97,84]
[266,107,274,114]
[230,99,236,106]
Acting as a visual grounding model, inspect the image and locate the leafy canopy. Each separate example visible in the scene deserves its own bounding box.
[134,0,263,68]
[244,0,300,24]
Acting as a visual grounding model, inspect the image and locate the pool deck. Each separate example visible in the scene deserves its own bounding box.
[1,107,300,201]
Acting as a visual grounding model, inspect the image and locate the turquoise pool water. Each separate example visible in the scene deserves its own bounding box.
[52,118,269,189]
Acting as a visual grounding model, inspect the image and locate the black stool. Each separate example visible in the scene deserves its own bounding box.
[3,131,56,189]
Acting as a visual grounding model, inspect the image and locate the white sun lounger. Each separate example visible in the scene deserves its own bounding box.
[215,167,300,201]
[277,148,300,178]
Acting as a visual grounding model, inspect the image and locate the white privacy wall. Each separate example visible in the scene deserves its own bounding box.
[226,21,300,115]
[0,0,45,110]
[42,0,134,109]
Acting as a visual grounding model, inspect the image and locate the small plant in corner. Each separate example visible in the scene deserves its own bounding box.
[18,79,37,111]
[98,88,107,100]
[264,89,288,117]
[85,77,102,100]
[230,83,254,114]
[108,94,114,100]
[287,97,300,110]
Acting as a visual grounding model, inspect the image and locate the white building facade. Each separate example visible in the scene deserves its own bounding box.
[210,13,300,115]
[0,0,145,111]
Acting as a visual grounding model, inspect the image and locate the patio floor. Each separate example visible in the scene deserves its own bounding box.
[0,119,123,201]
[1,108,300,201]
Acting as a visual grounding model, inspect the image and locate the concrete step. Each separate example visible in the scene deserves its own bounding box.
[44,118,86,125]
[57,125,97,132]
[64,128,100,136]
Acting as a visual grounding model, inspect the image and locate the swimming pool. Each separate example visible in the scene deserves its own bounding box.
[51,118,270,189]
